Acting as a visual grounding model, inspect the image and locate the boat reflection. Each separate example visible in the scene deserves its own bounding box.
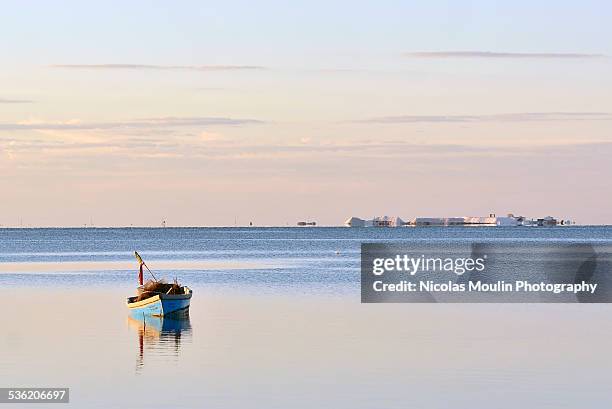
[127,313,192,372]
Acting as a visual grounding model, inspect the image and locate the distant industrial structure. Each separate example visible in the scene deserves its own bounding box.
[345,213,571,227]
[345,216,405,228]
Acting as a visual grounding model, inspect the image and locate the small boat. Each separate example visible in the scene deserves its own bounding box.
[126,251,193,317]
[127,286,192,317]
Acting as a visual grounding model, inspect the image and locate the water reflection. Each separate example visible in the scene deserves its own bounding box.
[127,314,192,372]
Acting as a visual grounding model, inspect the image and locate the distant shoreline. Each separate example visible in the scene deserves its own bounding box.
[1,225,611,229]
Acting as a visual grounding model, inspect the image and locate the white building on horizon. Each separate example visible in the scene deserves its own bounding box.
[345,212,560,227]
[344,216,405,227]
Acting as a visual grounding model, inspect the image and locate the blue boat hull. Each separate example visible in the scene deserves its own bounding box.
[127,287,192,317]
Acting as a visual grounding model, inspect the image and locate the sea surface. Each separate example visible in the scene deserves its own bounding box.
[1,227,612,408]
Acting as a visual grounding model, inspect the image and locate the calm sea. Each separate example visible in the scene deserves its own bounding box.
[1,226,611,290]
[1,227,612,408]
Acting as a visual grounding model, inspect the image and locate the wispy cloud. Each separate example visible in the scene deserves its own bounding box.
[0,98,35,104]
[404,51,606,59]
[4,135,611,163]
[51,64,266,71]
[0,116,264,131]
[356,112,612,124]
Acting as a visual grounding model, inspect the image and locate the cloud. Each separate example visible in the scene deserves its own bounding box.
[0,98,34,104]
[167,140,612,162]
[200,131,225,142]
[404,51,606,59]
[51,64,265,71]
[0,116,265,131]
[356,112,612,124]
[4,129,611,166]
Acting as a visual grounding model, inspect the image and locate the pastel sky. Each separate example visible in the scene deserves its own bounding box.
[1,1,611,226]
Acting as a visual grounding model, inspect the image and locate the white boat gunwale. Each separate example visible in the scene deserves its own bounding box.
[126,286,192,309]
